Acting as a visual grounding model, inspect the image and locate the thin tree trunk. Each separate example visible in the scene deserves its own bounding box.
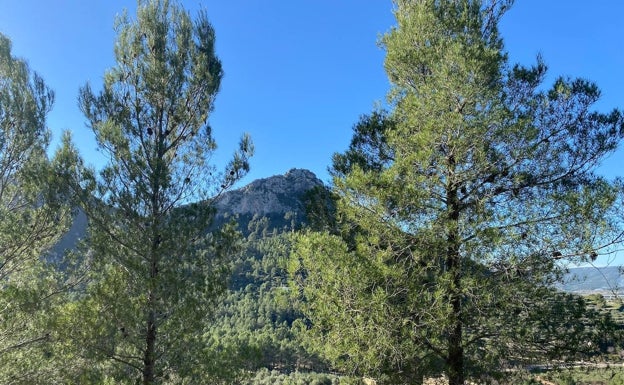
[143,302,157,385]
[446,245,465,385]
[447,309,464,385]
[446,155,465,385]
[143,232,159,384]
[144,126,163,385]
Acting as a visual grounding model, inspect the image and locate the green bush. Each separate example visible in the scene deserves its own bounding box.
[610,372,624,385]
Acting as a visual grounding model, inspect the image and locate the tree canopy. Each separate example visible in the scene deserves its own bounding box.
[290,1,624,384]
[57,1,253,383]
[0,32,79,384]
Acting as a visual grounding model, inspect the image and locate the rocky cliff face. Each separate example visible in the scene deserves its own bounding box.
[214,168,323,217]
[211,168,324,234]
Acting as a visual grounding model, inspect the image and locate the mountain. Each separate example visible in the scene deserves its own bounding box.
[215,168,323,216]
[49,168,324,258]
[212,168,324,234]
[559,266,624,295]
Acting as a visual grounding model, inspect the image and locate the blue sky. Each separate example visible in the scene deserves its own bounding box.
[1,1,622,186]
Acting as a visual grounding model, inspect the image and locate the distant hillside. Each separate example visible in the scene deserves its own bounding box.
[559,266,624,294]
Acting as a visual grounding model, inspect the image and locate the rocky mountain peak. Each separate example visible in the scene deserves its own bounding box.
[214,168,323,216]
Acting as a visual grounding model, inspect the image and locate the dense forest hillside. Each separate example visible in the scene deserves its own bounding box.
[203,168,333,381]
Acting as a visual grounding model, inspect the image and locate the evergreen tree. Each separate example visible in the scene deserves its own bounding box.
[291,1,624,384]
[0,33,76,383]
[67,1,252,383]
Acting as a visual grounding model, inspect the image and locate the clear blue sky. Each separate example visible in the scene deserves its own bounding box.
[1,1,622,185]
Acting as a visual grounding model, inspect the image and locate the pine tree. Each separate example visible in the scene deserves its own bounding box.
[0,33,76,383]
[68,1,253,383]
[291,1,624,384]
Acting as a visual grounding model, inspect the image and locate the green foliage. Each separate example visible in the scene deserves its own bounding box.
[291,1,624,384]
[62,0,253,383]
[246,369,346,385]
[539,367,624,385]
[0,32,78,384]
[331,110,395,177]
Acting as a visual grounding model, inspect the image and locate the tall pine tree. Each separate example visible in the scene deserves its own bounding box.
[66,1,253,383]
[291,1,624,384]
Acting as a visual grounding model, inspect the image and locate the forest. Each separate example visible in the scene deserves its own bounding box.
[2,0,624,384]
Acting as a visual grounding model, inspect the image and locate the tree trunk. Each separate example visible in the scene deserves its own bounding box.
[142,116,165,385]
[446,155,465,385]
[446,246,465,385]
[142,305,156,385]
[447,314,464,385]
[447,244,464,385]
[143,251,159,384]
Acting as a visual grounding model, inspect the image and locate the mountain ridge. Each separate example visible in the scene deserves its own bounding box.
[215,168,323,216]
[558,265,624,294]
